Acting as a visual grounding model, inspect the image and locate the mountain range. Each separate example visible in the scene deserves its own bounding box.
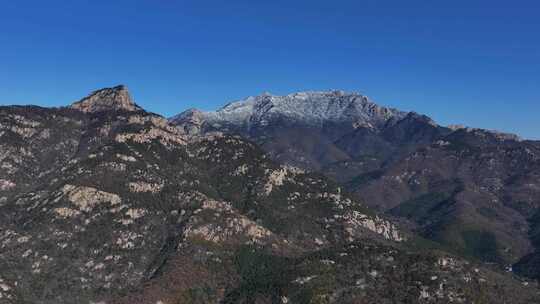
[171,90,540,275]
[0,86,539,303]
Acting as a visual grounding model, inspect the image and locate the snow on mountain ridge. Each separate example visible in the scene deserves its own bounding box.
[173,90,408,130]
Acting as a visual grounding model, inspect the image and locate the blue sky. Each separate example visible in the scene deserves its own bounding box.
[1,0,538,139]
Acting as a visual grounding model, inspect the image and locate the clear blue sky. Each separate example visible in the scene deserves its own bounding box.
[1,0,538,139]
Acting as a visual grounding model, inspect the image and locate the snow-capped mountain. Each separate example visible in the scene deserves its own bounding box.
[171,90,446,172]
[170,90,408,133]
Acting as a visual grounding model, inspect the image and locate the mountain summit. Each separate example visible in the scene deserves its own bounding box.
[71,85,141,113]
[171,90,407,132]
[170,90,444,171]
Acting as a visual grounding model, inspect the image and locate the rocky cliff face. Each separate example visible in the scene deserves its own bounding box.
[71,85,141,113]
[171,90,540,277]
[1,86,537,303]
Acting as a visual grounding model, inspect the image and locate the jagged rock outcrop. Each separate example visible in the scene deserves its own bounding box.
[71,85,141,113]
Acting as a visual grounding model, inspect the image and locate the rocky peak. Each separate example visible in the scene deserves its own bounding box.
[399,111,439,127]
[448,124,522,142]
[170,108,204,123]
[169,108,206,135]
[70,85,141,113]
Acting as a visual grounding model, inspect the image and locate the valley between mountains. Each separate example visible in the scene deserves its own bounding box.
[0,85,539,303]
